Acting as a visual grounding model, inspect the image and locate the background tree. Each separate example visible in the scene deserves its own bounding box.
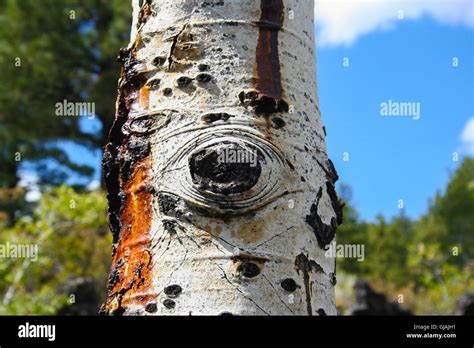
[0,0,131,188]
[0,186,110,314]
[336,157,474,314]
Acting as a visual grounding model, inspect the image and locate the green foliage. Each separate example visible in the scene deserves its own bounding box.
[337,157,474,314]
[0,186,110,315]
[0,0,131,187]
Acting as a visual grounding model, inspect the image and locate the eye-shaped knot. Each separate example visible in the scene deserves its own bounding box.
[155,125,294,216]
[189,142,263,195]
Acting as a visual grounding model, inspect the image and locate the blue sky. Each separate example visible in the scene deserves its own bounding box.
[23,1,474,222]
[316,0,474,221]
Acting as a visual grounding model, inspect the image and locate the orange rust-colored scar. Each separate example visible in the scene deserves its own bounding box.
[106,157,155,312]
[255,0,284,100]
[139,85,150,109]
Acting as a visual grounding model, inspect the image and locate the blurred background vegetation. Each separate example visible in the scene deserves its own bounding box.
[0,0,472,315]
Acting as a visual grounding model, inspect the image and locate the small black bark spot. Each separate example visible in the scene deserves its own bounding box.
[317,308,327,316]
[201,112,232,123]
[163,88,173,96]
[163,299,176,309]
[158,194,180,216]
[164,284,182,298]
[146,78,161,90]
[239,91,289,114]
[112,307,126,316]
[163,220,179,235]
[176,76,193,87]
[286,159,295,171]
[196,73,212,83]
[280,278,299,292]
[271,117,286,129]
[145,302,157,313]
[198,63,210,71]
[152,56,167,67]
[237,262,260,278]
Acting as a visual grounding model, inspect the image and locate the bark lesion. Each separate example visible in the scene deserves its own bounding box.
[294,253,324,316]
[305,157,344,250]
[165,24,199,72]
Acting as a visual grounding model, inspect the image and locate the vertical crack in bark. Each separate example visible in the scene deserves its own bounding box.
[211,260,270,315]
[260,273,295,314]
[167,24,188,71]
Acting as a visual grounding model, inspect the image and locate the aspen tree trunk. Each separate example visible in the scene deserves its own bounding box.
[101,0,342,316]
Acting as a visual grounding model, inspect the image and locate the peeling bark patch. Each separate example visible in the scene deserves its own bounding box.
[295,253,324,315]
[164,284,182,298]
[102,157,155,313]
[137,0,153,29]
[280,278,299,292]
[107,263,122,291]
[103,47,148,245]
[167,24,191,71]
[254,0,286,114]
[305,187,337,250]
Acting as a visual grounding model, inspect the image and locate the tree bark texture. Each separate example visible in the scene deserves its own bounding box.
[101,0,342,316]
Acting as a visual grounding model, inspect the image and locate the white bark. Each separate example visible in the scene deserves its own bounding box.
[102,0,341,316]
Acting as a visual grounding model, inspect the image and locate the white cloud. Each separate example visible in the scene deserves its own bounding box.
[461,117,474,155]
[18,172,41,202]
[315,0,474,46]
